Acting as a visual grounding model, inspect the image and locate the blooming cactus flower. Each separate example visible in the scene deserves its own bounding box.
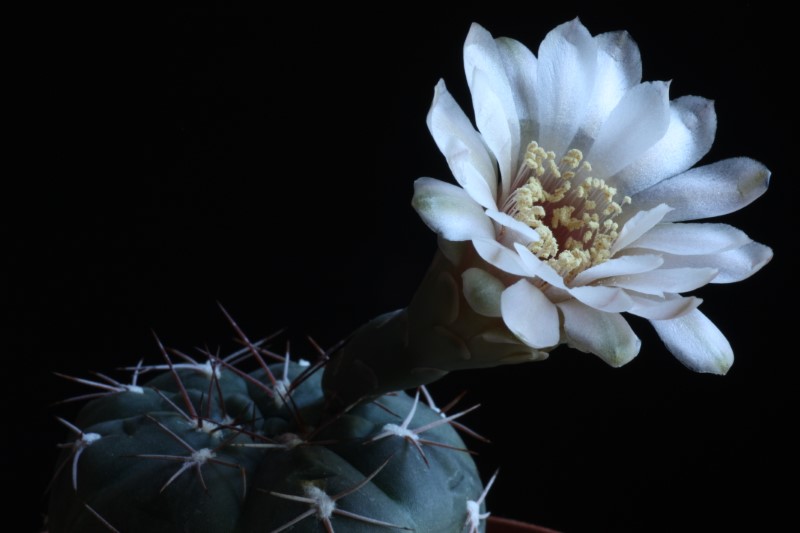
[413,19,772,375]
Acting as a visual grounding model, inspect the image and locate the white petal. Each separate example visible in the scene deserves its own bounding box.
[558,300,640,367]
[462,268,505,317]
[588,81,671,178]
[512,243,566,288]
[628,157,770,222]
[464,24,520,199]
[595,30,641,85]
[501,280,560,349]
[412,178,494,241]
[611,204,672,254]
[610,96,717,196]
[575,31,642,146]
[427,80,498,208]
[572,254,663,286]
[569,285,634,312]
[496,36,539,149]
[627,293,702,320]
[536,18,598,156]
[651,309,733,374]
[628,222,751,255]
[608,267,718,296]
[486,209,541,245]
[473,238,528,277]
[437,236,468,265]
[654,242,773,283]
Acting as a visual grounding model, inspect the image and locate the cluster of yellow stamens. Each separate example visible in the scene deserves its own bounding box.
[506,141,631,282]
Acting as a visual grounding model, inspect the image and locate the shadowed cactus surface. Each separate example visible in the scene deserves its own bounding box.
[47,326,487,533]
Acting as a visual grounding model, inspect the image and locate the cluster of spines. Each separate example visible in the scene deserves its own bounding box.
[47,308,497,533]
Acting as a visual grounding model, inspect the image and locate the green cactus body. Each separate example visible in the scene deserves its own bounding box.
[48,352,486,532]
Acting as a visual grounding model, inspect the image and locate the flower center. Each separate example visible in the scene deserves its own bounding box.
[505,141,630,282]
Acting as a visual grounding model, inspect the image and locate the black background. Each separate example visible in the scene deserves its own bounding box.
[9,4,794,532]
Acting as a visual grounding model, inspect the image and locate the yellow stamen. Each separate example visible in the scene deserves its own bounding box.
[508,141,630,282]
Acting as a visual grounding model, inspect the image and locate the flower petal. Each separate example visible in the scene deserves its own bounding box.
[558,300,641,367]
[575,30,642,146]
[427,80,498,208]
[650,309,733,374]
[513,243,566,288]
[464,24,520,198]
[611,203,672,254]
[486,209,541,246]
[462,268,504,317]
[536,18,598,156]
[496,36,539,151]
[595,30,642,86]
[569,285,635,312]
[655,242,773,283]
[501,280,560,348]
[608,267,719,297]
[571,254,663,286]
[437,236,468,265]
[412,178,494,241]
[627,293,702,320]
[627,222,751,255]
[473,238,528,277]
[628,157,771,222]
[610,96,717,196]
[588,81,671,179]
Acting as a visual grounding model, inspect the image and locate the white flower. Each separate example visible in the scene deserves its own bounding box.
[412,19,772,374]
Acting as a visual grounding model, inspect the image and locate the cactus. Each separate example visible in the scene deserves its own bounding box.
[45,16,773,533]
[46,319,488,533]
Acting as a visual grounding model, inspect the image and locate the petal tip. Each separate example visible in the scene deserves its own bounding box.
[605,336,641,368]
[465,22,493,49]
[713,356,733,376]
